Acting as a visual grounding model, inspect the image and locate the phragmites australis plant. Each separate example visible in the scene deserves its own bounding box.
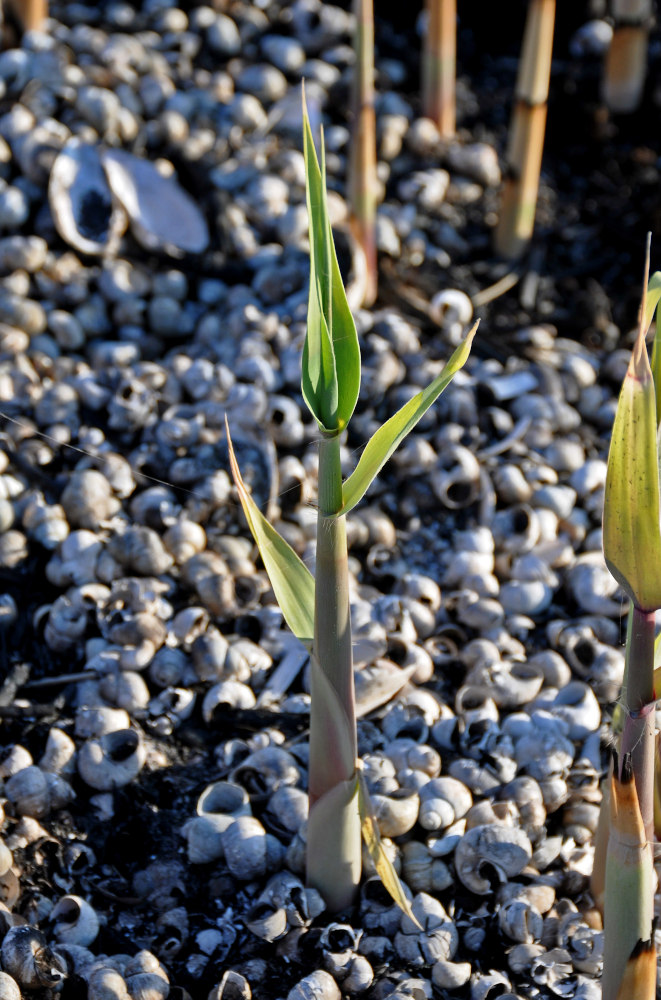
[592,245,661,1000]
[227,94,476,912]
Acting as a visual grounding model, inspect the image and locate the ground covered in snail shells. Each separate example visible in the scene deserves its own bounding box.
[0,0,658,998]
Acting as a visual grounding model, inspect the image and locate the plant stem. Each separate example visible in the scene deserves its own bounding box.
[7,0,47,31]
[306,432,360,909]
[422,0,456,136]
[494,0,555,260]
[350,0,378,307]
[602,0,652,113]
[620,603,655,842]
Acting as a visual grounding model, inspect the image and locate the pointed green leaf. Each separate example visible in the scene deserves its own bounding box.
[603,317,661,611]
[302,88,360,433]
[357,770,422,929]
[338,322,477,516]
[226,419,314,644]
[648,271,661,421]
[307,774,362,912]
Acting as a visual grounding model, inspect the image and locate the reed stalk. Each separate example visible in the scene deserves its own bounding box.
[306,434,361,910]
[421,0,456,137]
[602,0,652,113]
[6,0,47,31]
[493,0,555,260]
[349,0,378,307]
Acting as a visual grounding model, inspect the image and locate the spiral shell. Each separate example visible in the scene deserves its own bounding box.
[1,925,67,990]
[454,824,532,894]
[77,729,146,790]
[51,895,99,948]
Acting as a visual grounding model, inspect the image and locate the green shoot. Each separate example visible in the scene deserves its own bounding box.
[494,0,555,260]
[228,93,474,914]
[598,246,659,1000]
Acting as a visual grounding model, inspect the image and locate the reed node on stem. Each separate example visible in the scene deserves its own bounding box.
[602,0,652,113]
[493,0,555,260]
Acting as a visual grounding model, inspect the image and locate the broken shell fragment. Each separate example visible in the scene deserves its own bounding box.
[48,139,128,256]
[102,149,209,256]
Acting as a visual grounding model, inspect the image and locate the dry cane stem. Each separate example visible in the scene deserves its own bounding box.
[603,0,652,113]
[6,0,47,31]
[350,0,378,307]
[421,0,456,137]
[494,0,555,260]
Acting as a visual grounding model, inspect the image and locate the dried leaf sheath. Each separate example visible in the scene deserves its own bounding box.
[603,754,655,1000]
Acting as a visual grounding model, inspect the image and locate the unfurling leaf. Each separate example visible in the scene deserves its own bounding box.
[226,419,314,645]
[302,87,360,433]
[339,322,477,516]
[603,310,661,611]
[357,769,422,929]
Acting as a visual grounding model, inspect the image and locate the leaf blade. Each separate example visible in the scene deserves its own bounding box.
[603,316,661,611]
[226,419,315,644]
[301,88,360,432]
[357,770,421,929]
[339,322,477,516]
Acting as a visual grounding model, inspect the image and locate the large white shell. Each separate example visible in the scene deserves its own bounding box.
[49,139,128,256]
[101,149,209,256]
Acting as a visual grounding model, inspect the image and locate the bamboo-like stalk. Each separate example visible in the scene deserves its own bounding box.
[493,0,555,260]
[306,433,361,911]
[602,0,652,113]
[349,0,378,308]
[421,0,456,137]
[6,0,47,31]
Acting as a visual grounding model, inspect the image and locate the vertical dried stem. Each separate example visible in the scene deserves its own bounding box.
[494,0,555,260]
[349,0,378,307]
[7,0,47,31]
[603,0,652,113]
[421,0,456,136]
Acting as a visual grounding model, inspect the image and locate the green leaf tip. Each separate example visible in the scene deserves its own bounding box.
[301,86,360,434]
[338,321,478,516]
[603,271,661,611]
[226,417,315,645]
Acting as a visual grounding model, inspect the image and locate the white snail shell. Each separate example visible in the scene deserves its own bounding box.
[77,729,146,790]
[51,895,100,948]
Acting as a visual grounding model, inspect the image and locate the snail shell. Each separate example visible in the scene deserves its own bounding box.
[39,728,76,775]
[432,960,471,989]
[454,824,532,894]
[401,842,452,894]
[51,895,99,947]
[286,971,340,1000]
[395,892,458,965]
[498,898,543,943]
[77,729,146,790]
[418,777,472,831]
[0,972,20,1000]
[87,966,131,1000]
[4,766,50,818]
[0,746,32,779]
[1,925,67,990]
[184,781,252,864]
[370,789,420,838]
[221,816,285,881]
